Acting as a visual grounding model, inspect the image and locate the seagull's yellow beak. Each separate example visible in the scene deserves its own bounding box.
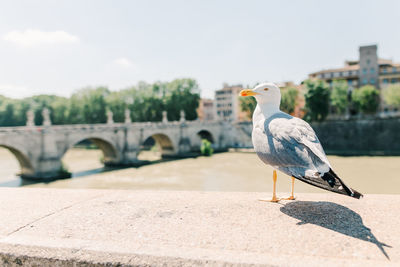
[239,89,258,97]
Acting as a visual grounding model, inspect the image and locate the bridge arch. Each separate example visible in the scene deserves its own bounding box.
[190,129,217,151]
[63,136,120,166]
[0,144,34,177]
[197,129,214,143]
[141,133,176,157]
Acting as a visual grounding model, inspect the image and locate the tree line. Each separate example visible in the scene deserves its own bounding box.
[0,78,200,126]
[240,79,400,122]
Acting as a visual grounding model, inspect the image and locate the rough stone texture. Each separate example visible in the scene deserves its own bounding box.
[311,117,400,155]
[0,188,399,266]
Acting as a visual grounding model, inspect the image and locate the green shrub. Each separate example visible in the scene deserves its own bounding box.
[280,87,299,115]
[200,139,213,156]
[304,79,330,122]
[352,85,380,114]
[330,80,349,114]
[383,84,400,107]
[59,163,71,178]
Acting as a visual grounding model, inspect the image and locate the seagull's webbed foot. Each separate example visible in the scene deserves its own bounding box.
[282,196,296,201]
[258,169,280,203]
[258,196,280,203]
[282,177,296,201]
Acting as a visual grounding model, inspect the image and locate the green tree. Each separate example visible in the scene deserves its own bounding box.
[0,79,201,126]
[0,97,17,126]
[330,80,349,114]
[51,97,69,125]
[240,96,257,120]
[164,78,200,121]
[28,95,60,125]
[106,91,128,122]
[352,85,380,114]
[12,99,31,126]
[68,87,110,124]
[382,84,400,107]
[280,87,299,114]
[304,79,330,122]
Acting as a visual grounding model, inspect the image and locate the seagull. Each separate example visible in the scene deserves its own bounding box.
[240,83,363,202]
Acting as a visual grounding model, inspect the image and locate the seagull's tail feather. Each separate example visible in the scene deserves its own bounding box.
[328,169,363,199]
[294,169,363,199]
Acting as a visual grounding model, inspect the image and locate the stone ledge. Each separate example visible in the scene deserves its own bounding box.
[0,188,398,266]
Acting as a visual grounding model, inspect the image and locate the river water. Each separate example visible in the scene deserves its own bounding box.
[0,148,399,194]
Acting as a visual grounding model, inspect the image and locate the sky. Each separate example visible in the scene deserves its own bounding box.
[0,0,399,99]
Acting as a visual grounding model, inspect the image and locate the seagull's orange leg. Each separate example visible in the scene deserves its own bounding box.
[283,177,296,200]
[259,170,279,203]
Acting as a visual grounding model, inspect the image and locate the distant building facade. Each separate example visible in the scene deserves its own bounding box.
[309,44,400,90]
[215,84,247,121]
[197,98,215,121]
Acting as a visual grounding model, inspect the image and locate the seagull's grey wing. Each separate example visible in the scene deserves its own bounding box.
[270,116,329,164]
[262,113,362,198]
[264,113,330,174]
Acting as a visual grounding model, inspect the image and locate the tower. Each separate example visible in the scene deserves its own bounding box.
[358,45,379,89]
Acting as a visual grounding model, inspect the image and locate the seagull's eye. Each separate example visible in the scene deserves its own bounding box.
[264,88,269,91]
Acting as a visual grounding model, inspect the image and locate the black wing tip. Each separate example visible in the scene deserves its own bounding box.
[304,169,364,199]
[350,189,363,199]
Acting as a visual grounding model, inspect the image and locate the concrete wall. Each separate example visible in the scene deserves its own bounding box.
[0,188,398,266]
[230,118,400,155]
[312,117,400,155]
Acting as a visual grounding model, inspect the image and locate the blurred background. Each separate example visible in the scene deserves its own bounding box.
[0,0,399,194]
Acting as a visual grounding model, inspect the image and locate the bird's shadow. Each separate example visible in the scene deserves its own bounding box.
[280,201,392,259]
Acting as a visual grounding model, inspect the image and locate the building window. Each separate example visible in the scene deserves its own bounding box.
[383,79,389,84]
[339,72,343,77]
[383,68,387,73]
[392,78,398,84]
[393,67,397,73]
[363,78,368,84]
[370,78,375,84]
[349,71,352,76]
[367,59,370,65]
[348,80,353,86]
[363,68,367,74]
[370,68,375,74]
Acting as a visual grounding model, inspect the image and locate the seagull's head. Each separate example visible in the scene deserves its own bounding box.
[239,82,281,105]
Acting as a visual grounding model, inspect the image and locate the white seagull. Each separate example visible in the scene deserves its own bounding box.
[240,83,363,202]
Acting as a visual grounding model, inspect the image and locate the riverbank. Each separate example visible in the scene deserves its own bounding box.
[0,188,398,266]
[1,149,400,194]
[25,150,400,194]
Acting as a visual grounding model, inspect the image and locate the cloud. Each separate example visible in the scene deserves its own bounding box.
[3,29,79,47]
[114,57,134,68]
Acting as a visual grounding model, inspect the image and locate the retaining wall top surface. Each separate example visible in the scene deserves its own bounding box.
[0,188,399,266]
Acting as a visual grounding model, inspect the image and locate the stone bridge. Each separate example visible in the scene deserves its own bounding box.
[0,119,252,179]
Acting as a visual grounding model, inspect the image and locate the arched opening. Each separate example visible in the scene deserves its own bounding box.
[139,133,175,161]
[62,137,119,176]
[0,145,34,184]
[192,130,215,152]
[197,130,214,143]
